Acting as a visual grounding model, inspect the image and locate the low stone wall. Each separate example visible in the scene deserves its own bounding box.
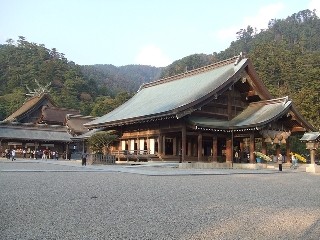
[179,162,276,169]
[179,162,232,169]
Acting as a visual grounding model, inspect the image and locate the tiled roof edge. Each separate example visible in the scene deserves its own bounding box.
[138,54,242,91]
[0,122,68,131]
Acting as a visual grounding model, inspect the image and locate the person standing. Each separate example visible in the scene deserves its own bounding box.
[278,153,283,171]
[291,154,298,169]
[11,149,16,161]
[234,151,239,163]
[81,152,88,166]
[5,149,10,159]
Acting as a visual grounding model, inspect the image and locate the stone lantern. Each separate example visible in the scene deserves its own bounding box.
[301,132,320,173]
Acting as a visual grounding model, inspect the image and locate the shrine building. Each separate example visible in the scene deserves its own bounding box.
[84,54,316,164]
[0,93,95,158]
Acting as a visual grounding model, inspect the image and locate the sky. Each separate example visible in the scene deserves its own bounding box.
[0,0,319,67]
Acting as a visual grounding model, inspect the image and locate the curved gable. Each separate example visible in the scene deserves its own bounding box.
[5,93,55,122]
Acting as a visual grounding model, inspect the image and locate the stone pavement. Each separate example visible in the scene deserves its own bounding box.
[1,157,319,240]
[0,157,306,176]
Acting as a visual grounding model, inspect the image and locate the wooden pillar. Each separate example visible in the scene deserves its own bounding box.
[285,138,290,163]
[249,133,255,163]
[187,139,192,156]
[173,137,177,156]
[147,138,150,154]
[212,136,217,162]
[181,125,186,162]
[226,137,232,162]
[162,135,166,155]
[137,138,140,154]
[158,134,163,155]
[66,143,69,160]
[193,141,197,156]
[197,133,202,161]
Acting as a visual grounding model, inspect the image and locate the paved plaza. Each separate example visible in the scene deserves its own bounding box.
[1,158,320,239]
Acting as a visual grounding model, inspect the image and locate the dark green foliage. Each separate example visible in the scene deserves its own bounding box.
[160,9,320,130]
[88,131,118,153]
[160,54,217,78]
[90,92,133,117]
[81,64,162,95]
[0,37,133,119]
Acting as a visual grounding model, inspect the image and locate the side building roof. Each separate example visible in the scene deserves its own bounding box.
[0,122,72,142]
[5,93,55,122]
[189,97,316,132]
[65,114,96,136]
[41,107,80,125]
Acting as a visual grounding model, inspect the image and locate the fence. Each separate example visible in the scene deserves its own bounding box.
[89,153,116,165]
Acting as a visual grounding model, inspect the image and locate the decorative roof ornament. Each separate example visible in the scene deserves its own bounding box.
[26,79,51,97]
[234,52,244,66]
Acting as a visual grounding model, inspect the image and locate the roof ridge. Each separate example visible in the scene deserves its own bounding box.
[44,106,80,112]
[66,114,96,120]
[138,55,241,91]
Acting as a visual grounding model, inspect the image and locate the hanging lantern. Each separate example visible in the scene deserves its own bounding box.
[281,138,286,144]
[273,137,279,144]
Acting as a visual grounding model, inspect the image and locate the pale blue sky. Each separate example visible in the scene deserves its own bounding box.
[0,0,319,67]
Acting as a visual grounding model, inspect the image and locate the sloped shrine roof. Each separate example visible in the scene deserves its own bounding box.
[41,107,80,124]
[5,93,55,122]
[300,132,320,142]
[65,114,96,135]
[0,123,72,142]
[189,97,292,129]
[86,55,271,128]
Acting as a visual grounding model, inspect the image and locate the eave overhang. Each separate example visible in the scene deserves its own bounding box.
[188,97,296,131]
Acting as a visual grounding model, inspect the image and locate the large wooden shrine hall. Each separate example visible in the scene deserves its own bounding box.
[85,53,316,163]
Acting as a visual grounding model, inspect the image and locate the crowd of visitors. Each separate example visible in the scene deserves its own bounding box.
[3,148,60,160]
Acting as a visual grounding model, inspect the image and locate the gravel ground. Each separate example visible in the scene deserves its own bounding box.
[1,160,320,240]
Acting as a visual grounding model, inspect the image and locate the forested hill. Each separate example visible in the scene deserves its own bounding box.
[0,37,160,119]
[81,64,162,94]
[160,9,320,130]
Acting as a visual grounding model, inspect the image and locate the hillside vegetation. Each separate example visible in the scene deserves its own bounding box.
[0,9,319,130]
[160,9,320,130]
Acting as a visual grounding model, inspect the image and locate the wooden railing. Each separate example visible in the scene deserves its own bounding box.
[111,150,159,162]
[89,153,116,165]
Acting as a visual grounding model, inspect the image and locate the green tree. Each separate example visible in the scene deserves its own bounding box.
[88,131,118,154]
